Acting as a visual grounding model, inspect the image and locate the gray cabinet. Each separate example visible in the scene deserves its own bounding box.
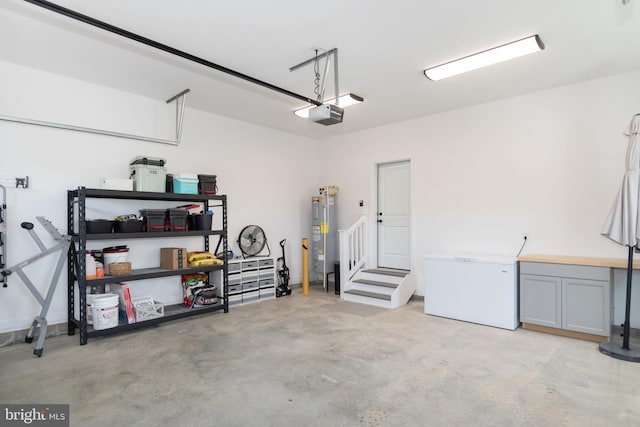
[520,274,562,328]
[520,262,610,337]
[563,277,610,336]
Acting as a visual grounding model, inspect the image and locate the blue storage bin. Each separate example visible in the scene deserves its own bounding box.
[173,173,198,194]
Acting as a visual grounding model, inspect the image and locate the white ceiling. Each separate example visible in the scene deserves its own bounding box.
[2,0,640,139]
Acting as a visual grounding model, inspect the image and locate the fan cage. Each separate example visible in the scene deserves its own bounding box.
[238,225,270,258]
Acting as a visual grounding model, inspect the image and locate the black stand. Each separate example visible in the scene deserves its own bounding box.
[599,245,640,362]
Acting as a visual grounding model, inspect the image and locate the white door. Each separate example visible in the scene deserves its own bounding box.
[377,160,410,270]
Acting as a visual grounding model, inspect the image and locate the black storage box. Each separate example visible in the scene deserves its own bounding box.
[86,219,115,234]
[165,173,174,192]
[167,208,188,231]
[115,219,144,233]
[140,209,167,232]
[188,213,213,230]
[198,174,217,194]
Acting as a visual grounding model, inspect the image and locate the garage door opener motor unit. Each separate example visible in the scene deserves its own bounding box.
[129,156,167,192]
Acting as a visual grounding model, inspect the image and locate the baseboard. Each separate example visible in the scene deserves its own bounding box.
[521,323,608,343]
[0,323,68,349]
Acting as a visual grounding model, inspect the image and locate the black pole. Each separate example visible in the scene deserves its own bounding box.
[24,0,322,107]
[623,245,634,350]
[599,245,640,361]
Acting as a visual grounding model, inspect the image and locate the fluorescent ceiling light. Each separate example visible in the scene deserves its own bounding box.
[424,35,544,81]
[294,93,364,118]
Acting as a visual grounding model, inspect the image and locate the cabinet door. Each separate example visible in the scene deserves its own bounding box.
[562,278,610,336]
[520,274,562,328]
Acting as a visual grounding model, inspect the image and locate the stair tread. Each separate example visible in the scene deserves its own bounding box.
[362,268,410,277]
[352,278,398,288]
[344,289,392,301]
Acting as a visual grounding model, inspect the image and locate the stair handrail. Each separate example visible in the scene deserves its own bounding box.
[338,214,368,297]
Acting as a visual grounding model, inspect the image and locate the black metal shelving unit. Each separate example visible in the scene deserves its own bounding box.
[67,187,228,345]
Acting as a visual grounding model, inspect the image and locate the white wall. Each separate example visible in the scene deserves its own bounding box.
[318,70,640,325]
[0,60,318,333]
[2,59,640,333]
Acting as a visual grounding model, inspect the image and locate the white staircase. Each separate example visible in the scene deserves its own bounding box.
[338,215,416,309]
[342,268,416,309]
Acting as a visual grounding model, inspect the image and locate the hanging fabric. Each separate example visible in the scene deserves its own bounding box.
[600,114,640,362]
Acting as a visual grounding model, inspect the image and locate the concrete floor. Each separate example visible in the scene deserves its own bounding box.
[1,285,640,427]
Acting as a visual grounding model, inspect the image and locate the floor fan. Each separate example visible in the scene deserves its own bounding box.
[237,225,270,258]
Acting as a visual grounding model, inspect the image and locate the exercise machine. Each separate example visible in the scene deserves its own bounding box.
[0,217,71,357]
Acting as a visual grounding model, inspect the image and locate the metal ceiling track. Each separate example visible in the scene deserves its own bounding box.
[23,0,321,107]
[5,0,324,145]
[0,89,190,146]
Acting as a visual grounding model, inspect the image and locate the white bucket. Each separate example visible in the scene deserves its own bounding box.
[86,292,114,325]
[91,294,119,330]
[86,293,99,325]
[104,250,129,275]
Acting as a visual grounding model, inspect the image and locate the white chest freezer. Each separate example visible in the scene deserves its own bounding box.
[424,255,519,330]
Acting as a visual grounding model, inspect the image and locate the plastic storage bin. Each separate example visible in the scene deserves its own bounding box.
[129,156,167,192]
[140,209,167,232]
[167,208,188,231]
[198,174,217,194]
[114,219,144,233]
[86,219,114,234]
[173,173,198,195]
[189,212,213,230]
[132,296,164,321]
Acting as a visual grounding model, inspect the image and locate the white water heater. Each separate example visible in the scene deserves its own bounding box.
[310,186,338,285]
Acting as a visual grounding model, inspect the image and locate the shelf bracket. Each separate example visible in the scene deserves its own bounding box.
[166,88,190,145]
[0,88,190,146]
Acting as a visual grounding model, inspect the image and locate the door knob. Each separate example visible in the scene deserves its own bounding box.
[377,219,383,223]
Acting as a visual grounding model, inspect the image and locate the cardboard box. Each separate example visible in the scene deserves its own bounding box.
[160,247,187,270]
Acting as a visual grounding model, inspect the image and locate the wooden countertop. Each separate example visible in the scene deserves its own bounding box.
[517,254,640,269]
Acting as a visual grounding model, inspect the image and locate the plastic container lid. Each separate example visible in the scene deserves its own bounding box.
[130,156,166,167]
[174,173,198,180]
